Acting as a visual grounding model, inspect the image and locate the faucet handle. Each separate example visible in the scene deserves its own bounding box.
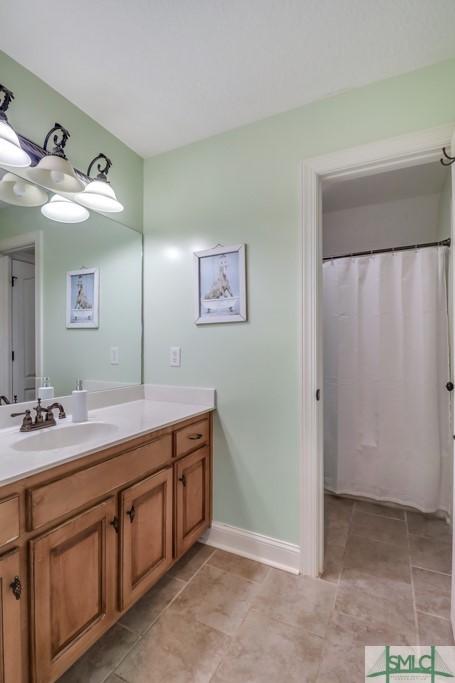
[11,409,33,427]
[11,409,30,418]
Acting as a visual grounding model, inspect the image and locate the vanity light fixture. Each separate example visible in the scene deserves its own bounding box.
[0,172,48,207]
[75,153,124,213]
[0,85,31,167]
[41,194,89,223]
[26,123,84,193]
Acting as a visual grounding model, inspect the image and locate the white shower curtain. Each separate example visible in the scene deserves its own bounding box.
[323,246,451,513]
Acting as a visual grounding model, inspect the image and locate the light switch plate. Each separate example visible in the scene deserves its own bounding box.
[170,346,181,367]
[110,346,119,365]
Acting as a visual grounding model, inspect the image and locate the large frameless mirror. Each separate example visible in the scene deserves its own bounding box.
[0,167,142,403]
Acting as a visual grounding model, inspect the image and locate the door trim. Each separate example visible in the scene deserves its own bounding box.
[299,123,454,577]
[0,230,43,394]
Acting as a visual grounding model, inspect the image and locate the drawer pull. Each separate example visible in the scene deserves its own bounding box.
[10,575,22,600]
[110,516,119,533]
[179,474,187,487]
[126,505,136,523]
[188,433,203,441]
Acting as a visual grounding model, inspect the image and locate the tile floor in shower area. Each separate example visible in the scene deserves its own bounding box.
[59,495,453,683]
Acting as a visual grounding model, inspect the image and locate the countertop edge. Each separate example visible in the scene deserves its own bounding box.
[0,405,214,488]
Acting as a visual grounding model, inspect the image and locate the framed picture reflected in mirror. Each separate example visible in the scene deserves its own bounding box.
[66,267,99,328]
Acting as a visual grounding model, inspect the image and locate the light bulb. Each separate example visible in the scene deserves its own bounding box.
[12,180,26,197]
[50,169,65,184]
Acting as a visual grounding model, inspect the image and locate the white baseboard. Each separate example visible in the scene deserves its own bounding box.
[200,521,301,575]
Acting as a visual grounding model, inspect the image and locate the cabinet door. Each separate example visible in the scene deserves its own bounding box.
[30,498,117,683]
[175,446,211,557]
[0,549,22,683]
[120,468,173,610]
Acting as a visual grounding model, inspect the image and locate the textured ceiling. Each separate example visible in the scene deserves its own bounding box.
[1,1,455,157]
[323,161,449,212]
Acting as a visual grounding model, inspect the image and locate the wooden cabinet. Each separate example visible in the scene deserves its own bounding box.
[120,467,173,610]
[0,549,22,683]
[0,411,212,683]
[29,498,117,683]
[175,446,211,557]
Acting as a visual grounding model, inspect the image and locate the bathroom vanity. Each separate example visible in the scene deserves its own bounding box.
[0,399,213,682]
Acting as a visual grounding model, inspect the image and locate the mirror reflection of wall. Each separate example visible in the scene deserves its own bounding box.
[0,190,142,402]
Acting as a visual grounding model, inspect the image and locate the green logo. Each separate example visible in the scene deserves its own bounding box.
[366,646,454,682]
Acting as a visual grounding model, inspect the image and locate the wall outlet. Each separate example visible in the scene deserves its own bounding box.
[169,346,181,367]
[110,346,119,365]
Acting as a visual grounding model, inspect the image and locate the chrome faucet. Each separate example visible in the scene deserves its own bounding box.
[11,398,66,432]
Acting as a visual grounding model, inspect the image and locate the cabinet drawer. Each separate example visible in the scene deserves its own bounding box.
[27,434,172,530]
[0,495,19,548]
[175,418,209,458]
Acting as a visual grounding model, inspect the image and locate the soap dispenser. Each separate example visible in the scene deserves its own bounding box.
[38,377,54,400]
[72,379,88,423]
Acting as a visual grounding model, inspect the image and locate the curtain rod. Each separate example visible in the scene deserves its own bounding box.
[323,238,451,262]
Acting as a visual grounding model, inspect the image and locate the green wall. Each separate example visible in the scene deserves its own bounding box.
[143,59,455,544]
[0,50,143,232]
[0,207,142,396]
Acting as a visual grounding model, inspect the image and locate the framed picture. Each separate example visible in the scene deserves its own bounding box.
[66,267,99,328]
[194,244,247,324]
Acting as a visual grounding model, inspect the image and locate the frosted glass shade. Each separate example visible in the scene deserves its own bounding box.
[41,194,89,223]
[0,172,48,206]
[0,120,31,167]
[27,155,84,193]
[76,179,123,212]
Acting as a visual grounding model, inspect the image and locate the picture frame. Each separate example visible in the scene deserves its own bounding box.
[66,267,99,329]
[194,244,247,324]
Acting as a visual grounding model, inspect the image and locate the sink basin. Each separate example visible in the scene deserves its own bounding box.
[12,421,118,452]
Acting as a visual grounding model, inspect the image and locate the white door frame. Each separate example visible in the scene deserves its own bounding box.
[0,231,43,396]
[299,123,454,576]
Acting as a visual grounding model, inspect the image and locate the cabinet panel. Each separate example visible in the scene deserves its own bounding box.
[0,549,22,683]
[0,496,19,549]
[30,498,116,683]
[175,447,211,557]
[28,434,172,530]
[120,468,173,610]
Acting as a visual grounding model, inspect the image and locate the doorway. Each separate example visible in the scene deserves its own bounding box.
[0,231,42,405]
[10,246,36,402]
[300,123,454,578]
[300,124,455,642]
[321,160,452,644]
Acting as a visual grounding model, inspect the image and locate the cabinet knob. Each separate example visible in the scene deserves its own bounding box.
[179,474,187,487]
[10,576,22,600]
[188,433,203,441]
[126,505,136,523]
[110,516,119,533]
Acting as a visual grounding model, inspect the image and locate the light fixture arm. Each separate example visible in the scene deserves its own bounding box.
[440,146,455,167]
[87,153,112,182]
[43,122,70,159]
[0,84,14,122]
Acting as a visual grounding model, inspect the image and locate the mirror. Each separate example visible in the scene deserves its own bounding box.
[0,168,142,403]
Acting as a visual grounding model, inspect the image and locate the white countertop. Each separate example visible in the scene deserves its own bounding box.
[0,398,213,487]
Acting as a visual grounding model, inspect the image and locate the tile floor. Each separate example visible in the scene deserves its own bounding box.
[59,496,453,683]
